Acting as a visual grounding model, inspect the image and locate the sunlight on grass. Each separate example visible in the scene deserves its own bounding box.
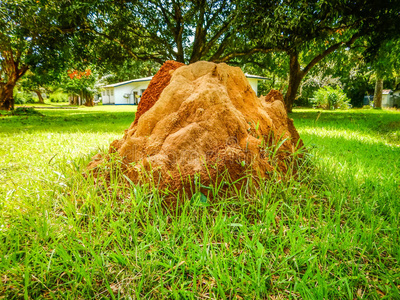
[300,126,400,147]
[0,131,117,198]
[0,108,399,299]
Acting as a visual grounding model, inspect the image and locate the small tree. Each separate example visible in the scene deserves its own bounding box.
[311,86,351,110]
[19,70,60,104]
[62,68,109,106]
[63,69,96,106]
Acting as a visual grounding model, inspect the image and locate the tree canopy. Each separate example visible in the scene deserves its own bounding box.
[0,0,83,109]
[1,0,399,110]
[239,0,400,111]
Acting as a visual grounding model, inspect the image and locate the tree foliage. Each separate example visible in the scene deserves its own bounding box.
[2,0,399,111]
[0,0,89,110]
[240,0,400,111]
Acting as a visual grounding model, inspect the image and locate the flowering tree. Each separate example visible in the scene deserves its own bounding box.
[64,69,97,106]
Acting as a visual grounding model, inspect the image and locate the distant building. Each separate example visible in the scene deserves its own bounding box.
[381,89,400,108]
[382,90,392,108]
[392,84,400,108]
[244,73,269,96]
[102,76,153,105]
[101,73,268,105]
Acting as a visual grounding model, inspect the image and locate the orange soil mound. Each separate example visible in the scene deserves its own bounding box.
[133,60,184,126]
[89,61,303,196]
[263,89,284,103]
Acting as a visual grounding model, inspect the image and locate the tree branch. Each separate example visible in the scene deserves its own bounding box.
[302,33,359,75]
[214,47,281,63]
[199,13,236,60]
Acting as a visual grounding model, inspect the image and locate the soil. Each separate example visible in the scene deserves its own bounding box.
[263,89,284,103]
[132,60,184,127]
[88,61,304,199]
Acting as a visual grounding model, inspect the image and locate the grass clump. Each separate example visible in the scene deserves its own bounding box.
[0,106,399,299]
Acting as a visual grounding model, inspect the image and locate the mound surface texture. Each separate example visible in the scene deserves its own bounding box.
[132,60,184,126]
[89,61,303,193]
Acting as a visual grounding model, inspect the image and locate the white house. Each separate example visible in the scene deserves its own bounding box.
[382,90,392,108]
[102,76,153,105]
[392,85,400,108]
[101,73,268,105]
[244,73,269,96]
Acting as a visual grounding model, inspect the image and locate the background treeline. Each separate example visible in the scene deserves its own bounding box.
[1,0,399,110]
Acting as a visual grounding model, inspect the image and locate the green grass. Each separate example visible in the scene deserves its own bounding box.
[0,106,399,299]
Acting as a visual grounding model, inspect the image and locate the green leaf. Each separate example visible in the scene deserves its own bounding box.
[190,192,208,205]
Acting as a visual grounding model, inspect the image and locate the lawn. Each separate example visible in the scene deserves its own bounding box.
[0,106,399,299]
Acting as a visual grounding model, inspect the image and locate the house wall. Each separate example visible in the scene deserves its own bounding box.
[103,77,261,105]
[114,81,150,105]
[247,78,259,96]
[102,87,115,104]
[393,90,400,108]
[382,94,392,108]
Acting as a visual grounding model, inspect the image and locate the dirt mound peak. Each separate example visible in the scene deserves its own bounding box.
[132,60,184,127]
[89,61,303,196]
[263,89,284,103]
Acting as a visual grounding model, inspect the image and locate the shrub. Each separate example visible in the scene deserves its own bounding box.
[49,91,68,103]
[311,86,351,110]
[13,90,34,104]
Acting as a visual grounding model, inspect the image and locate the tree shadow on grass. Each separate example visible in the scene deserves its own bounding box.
[300,130,400,233]
[290,109,400,146]
[0,109,136,134]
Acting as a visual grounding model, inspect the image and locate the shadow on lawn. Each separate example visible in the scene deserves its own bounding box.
[291,109,400,148]
[291,110,400,194]
[290,109,400,136]
[0,109,137,134]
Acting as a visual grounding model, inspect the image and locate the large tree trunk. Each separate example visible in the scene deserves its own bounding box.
[34,89,44,104]
[0,50,28,110]
[0,82,16,110]
[282,34,359,113]
[284,53,304,113]
[69,95,78,105]
[373,77,383,109]
[84,94,94,106]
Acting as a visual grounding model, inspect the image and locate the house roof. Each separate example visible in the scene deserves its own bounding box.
[244,73,269,80]
[382,89,392,94]
[103,76,153,88]
[103,73,269,89]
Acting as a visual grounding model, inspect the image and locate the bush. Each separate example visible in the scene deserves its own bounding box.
[49,91,68,103]
[311,86,351,110]
[13,90,35,104]
[295,96,313,108]
[362,105,373,109]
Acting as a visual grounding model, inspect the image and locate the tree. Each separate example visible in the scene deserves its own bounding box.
[0,0,84,110]
[77,0,282,65]
[241,0,400,112]
[100,59,161,83]
[63,68,97,106]
[19,70,61,104]
[87,0,400,112]
[370,40,400,108]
